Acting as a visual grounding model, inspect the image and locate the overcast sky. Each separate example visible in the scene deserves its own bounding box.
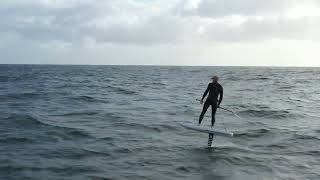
[0,0,320,66]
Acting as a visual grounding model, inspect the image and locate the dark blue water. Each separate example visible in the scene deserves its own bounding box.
[1,65,319,180]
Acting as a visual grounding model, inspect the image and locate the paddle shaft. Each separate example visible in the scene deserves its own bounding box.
[196,99,242,119]
[218,107,233,113]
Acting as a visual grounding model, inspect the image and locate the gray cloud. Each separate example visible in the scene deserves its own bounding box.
[179,0,320,42]
[0,0,320,46]
[88,16,183,45]
[181,0,320,17]
[0,0,183,44]
[0,1,95,42]
[201,16,320,42]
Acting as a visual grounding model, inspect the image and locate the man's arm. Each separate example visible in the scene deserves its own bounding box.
[201,84,210,101]
[218,86,223,106]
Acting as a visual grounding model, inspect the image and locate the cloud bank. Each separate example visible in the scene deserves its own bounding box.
[0,0,320,65]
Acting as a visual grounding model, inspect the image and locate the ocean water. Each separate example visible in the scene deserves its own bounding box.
[0,65,319,180]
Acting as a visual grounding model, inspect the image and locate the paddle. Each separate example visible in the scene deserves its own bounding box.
[196,99,242,120]
[218,107,242,120]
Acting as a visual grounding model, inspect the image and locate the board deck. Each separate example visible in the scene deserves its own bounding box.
[180,123,234,137]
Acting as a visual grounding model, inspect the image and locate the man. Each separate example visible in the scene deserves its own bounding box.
[199,75,223,128]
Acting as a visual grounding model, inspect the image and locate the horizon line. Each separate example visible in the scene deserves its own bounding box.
[0,63,319,68]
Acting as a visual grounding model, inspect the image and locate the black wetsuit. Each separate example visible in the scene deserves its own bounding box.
[199,82,223,127]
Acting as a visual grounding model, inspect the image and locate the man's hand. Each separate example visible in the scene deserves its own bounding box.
[217,103,220,108]
[200,99,204,104]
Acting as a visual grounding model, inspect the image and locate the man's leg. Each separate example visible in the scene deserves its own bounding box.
[199,101,211,125]
[211,103,217,127]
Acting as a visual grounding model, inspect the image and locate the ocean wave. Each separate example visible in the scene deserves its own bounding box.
[247,77,270,80]
[96,137,117,147]
[300,150,320,156]
[236,127,293,139]
[191,147,273,169]
[87,175,114,180]
[0,91,69,101]
[47,128,93,140]
[107,86,137,95]
[278,85,296,90]
[157,124,180,131]
[141,82,167,90]
[40,147,110,159]
[280,149,320,157]
[71,95,96,102]
[0,165,42,173]
[70,95,109,104]
[0,92,39,100]
[189,69,204,73]
[224,76,242,81]
[54,111,99,117]
[68,130,92,138]
[114,147,132,154]
[0,74,37,82]
[43,165,101,174]
[260,143,288,150]
[292,134,320,141]
[55,82,82,89]
[218,155,265,167]
[209,146,255,154]
[175,166,191,172]
[114,122,179,133]
[5,114,45,127]
[0,137,33,144]
[114,87,136,95]
[235,128,272,138]
[247,121,267,126]
[239,109,293,119]
[4,113,93,141]
[150,82,166,86]
[98,136,116,141]
[113,122,163,133]
[82,148,112,156]
[0,75,12,82]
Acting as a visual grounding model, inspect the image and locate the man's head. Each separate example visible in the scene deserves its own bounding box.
[211,76,219,83]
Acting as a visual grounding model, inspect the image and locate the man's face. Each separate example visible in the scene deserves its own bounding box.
[212,76,218,82]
